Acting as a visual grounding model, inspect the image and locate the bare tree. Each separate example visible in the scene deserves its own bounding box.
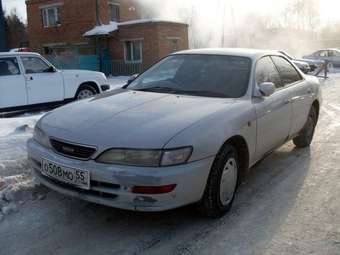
[4,9,28,49]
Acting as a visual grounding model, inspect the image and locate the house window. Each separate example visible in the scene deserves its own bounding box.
[169,39,179,52]
[109,2,120,22]
[124,40,142,63]
[41,6,61,27]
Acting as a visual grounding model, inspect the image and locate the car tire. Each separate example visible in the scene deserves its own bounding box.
[293,106,317,148]
[75,85,97,100]
[198,144,239,218]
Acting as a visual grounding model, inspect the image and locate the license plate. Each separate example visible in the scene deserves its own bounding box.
[41,158,90,190]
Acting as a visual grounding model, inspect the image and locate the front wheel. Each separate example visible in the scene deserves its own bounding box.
[75,85,97,100]
[293,106,317,148]
[198,144,239,218]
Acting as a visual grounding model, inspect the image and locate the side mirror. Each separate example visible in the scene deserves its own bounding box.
[46,66,56,73]
[122,74,139,89]
[258,82,276,97]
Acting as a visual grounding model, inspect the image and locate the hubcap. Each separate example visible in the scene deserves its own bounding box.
[77,89,94,100]
[219,158,238,206]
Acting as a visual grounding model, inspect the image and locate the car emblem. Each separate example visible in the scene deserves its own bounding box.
[62,146,75,153]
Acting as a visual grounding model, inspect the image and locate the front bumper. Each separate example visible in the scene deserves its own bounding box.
[27,139,214,212]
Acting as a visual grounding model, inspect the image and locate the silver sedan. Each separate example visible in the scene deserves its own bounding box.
[27,49,321,217]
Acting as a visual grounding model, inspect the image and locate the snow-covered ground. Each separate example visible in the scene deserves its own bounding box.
[1,73,340,254]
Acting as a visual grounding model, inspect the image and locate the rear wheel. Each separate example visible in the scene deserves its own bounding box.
[198,144,238,218]
[293,106,317,148]
[75,85,97,100]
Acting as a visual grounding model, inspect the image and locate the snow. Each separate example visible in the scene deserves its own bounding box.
[84,19,184,37]
[0,113,44,220]
[83,22,118,37]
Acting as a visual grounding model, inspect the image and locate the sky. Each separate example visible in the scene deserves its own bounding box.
[2,0,340,25]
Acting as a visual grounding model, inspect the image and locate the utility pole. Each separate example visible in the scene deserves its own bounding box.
[95,0,102,25]
[0,0,7,52]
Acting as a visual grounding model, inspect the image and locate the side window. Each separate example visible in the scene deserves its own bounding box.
[0,57,20,76]
[319,51,328,57]
[256,57,282,88]
[271,56,302,86]
[21,57,50,74]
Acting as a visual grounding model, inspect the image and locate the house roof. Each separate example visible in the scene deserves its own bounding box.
[84,19,187,37]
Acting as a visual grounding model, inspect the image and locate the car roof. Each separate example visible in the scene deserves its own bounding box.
[316,48,340,52]
[173,48,283,60]
[0,52,41,57]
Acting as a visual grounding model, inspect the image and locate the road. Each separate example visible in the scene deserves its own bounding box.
[1,75,340,255]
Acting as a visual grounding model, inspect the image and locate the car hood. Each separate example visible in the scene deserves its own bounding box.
[61,69,105,77]
[40,90,237,150]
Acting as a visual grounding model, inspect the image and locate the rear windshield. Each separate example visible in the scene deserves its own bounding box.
[129,54,252,98]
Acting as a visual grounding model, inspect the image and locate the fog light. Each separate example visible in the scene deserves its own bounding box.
[132,184,177,194]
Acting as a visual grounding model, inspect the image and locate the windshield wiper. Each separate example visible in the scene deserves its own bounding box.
[174,90,229,98]
[134,87,229,98]
[134,86,180,93]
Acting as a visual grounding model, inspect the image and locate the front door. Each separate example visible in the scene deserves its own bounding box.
[254,56,292,159]
[20,56,64,105]
[0,57,27,110]
[271,56,312,137]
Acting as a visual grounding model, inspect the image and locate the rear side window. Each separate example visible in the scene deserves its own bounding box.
[271,56,302,86]
[21,57,50,74]
[0,57,20,76]
[256,57,282,88]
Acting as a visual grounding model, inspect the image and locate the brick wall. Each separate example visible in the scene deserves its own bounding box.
[110,22,189,70]
[26,0,97,52]
[26,0,141,52]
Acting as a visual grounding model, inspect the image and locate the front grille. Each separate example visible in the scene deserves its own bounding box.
[50,138,96,160]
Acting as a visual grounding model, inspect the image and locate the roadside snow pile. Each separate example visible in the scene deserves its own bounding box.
[0,113,43,138]
[0,113,46,221]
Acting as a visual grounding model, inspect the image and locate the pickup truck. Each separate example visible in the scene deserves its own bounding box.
[0,52,110,113]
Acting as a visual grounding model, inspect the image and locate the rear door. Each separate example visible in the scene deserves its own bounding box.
[254,56,292,159]
[20,56,64,105]
[0,56,27,109]
[271,56,311,137]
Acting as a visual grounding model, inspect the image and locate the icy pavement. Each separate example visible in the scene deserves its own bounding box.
[1,74,340,254]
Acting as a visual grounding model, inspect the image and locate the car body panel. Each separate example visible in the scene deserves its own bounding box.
[0,52,108,111]
[27,48,322,212]
[28,139,215,211]
[39,90,240,155]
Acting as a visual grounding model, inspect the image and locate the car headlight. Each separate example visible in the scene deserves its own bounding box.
[96,147,192,167]
[33,125,50,148]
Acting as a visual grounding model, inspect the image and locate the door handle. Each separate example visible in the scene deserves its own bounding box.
[25,76,33,81]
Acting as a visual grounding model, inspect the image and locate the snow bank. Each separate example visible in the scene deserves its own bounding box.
[0,113,46,221]
[0,113,43,138]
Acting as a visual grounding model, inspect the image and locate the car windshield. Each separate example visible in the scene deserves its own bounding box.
[129,54,251,98]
